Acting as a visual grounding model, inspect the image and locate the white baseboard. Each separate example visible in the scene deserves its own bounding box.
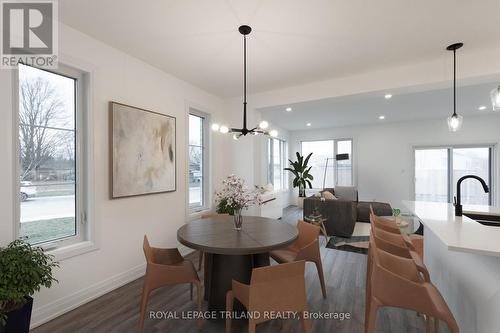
[30,263,147,329]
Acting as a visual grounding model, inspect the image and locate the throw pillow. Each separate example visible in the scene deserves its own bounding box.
[321,191,337,200]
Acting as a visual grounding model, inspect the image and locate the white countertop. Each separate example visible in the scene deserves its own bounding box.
[403,201,500,257]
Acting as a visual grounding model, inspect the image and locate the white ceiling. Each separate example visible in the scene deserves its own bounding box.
[59,0,500,98]
[258,80,500,130]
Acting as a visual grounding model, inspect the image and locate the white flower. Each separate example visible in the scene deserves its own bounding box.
[215,175,262,210]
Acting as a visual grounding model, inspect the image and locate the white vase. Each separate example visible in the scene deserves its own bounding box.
[297,197,304,208]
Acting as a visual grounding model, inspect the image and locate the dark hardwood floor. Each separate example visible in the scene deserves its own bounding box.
[32,206,434,333]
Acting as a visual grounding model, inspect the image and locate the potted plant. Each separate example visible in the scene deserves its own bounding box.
[214,175,262,230]
[0,240,58,333]
[284,152,314,208]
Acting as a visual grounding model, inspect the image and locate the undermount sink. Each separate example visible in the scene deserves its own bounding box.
[463,213,500,227]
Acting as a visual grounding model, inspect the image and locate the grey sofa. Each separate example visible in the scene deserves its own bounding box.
[303,187,392,237]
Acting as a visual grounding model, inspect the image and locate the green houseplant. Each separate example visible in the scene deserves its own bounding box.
[0,240,58,332]
[215,197,235,215]
[284,152,314,207]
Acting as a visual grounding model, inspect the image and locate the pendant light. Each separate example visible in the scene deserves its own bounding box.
[446,43,464,132]
[491,85,500,111]
[212,25,278,139]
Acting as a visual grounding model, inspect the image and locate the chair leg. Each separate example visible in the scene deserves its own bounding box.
[444,317,459,333]
[195,281,203,329]
[364,298,379,333]
[248,319,257,333]
[198,251,204,271]
[425,315,431,333]
[139,285,150,333]
[314,259,327,298]
[225,291,234,333]
[300,310,311,333]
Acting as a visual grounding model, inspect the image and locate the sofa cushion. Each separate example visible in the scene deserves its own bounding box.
[357,201,393,223]
[334,186,358,202]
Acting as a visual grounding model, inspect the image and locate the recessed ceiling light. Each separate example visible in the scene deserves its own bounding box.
[306,123,311,127]
[379,115,385,120]
[384,94,392,99]
[285,107,292,112]
[478,105,487,111]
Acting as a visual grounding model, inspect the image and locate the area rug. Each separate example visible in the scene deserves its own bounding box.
[326,235,369,254]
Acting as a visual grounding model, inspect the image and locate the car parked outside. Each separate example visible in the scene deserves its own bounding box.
[20,181,37,201]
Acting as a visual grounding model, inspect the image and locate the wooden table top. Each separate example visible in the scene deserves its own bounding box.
[177,215,298,255]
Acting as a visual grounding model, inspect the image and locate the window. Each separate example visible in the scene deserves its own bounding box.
[336,140,353,186]
[17,63,88,246]
[300,139,353,189]
[267,138,287,190]
[189,111,208,210]
[415,149,448,203]
[414,146,493,205]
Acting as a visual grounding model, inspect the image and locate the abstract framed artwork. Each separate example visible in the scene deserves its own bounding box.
[110,102,176,198]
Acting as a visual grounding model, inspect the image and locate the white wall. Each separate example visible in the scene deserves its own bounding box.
[0,23,232,328]
[288,114,500,210]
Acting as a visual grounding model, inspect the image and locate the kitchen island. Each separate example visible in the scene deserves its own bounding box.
[404,201,500,333]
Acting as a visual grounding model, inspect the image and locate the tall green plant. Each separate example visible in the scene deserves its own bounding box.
[0,240,58,326]
[284,152,314,197]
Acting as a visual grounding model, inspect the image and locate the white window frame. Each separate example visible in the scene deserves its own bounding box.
[299,138,354,189]
[13,60,96,261]
[412,144,496,206]
[187,108,210,214]
[267,138,288,191]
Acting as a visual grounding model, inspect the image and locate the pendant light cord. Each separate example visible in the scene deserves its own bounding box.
[243,34,247,130]
[453,49,457,116]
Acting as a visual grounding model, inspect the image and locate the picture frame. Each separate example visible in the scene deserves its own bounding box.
[110,101,176,198]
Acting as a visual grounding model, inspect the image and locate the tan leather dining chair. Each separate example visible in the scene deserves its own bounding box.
[370,209,424,259]
[198,213,229,270]
[365,237,459,333]
[270,220,327,298]
[139,235,202,333]
[225,261,311,333]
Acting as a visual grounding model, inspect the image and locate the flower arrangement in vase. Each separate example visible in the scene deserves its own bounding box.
[215,175,262,230]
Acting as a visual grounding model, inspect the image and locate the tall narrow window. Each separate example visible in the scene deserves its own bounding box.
[18,64,84,245]
[267,138,287,190]
[300,139,353,189]
[189,111,208,210]
[414,146,493,205]
[336,140,353,186]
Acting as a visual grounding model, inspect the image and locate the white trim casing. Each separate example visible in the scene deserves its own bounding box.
[13,53,98,260]
[186,106,211,215]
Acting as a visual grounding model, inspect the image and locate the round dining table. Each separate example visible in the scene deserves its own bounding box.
[177,215,298,314]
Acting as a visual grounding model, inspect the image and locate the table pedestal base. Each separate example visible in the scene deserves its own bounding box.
[204,253,269,316]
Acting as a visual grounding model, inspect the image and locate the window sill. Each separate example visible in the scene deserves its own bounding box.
[47,240,99,262]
